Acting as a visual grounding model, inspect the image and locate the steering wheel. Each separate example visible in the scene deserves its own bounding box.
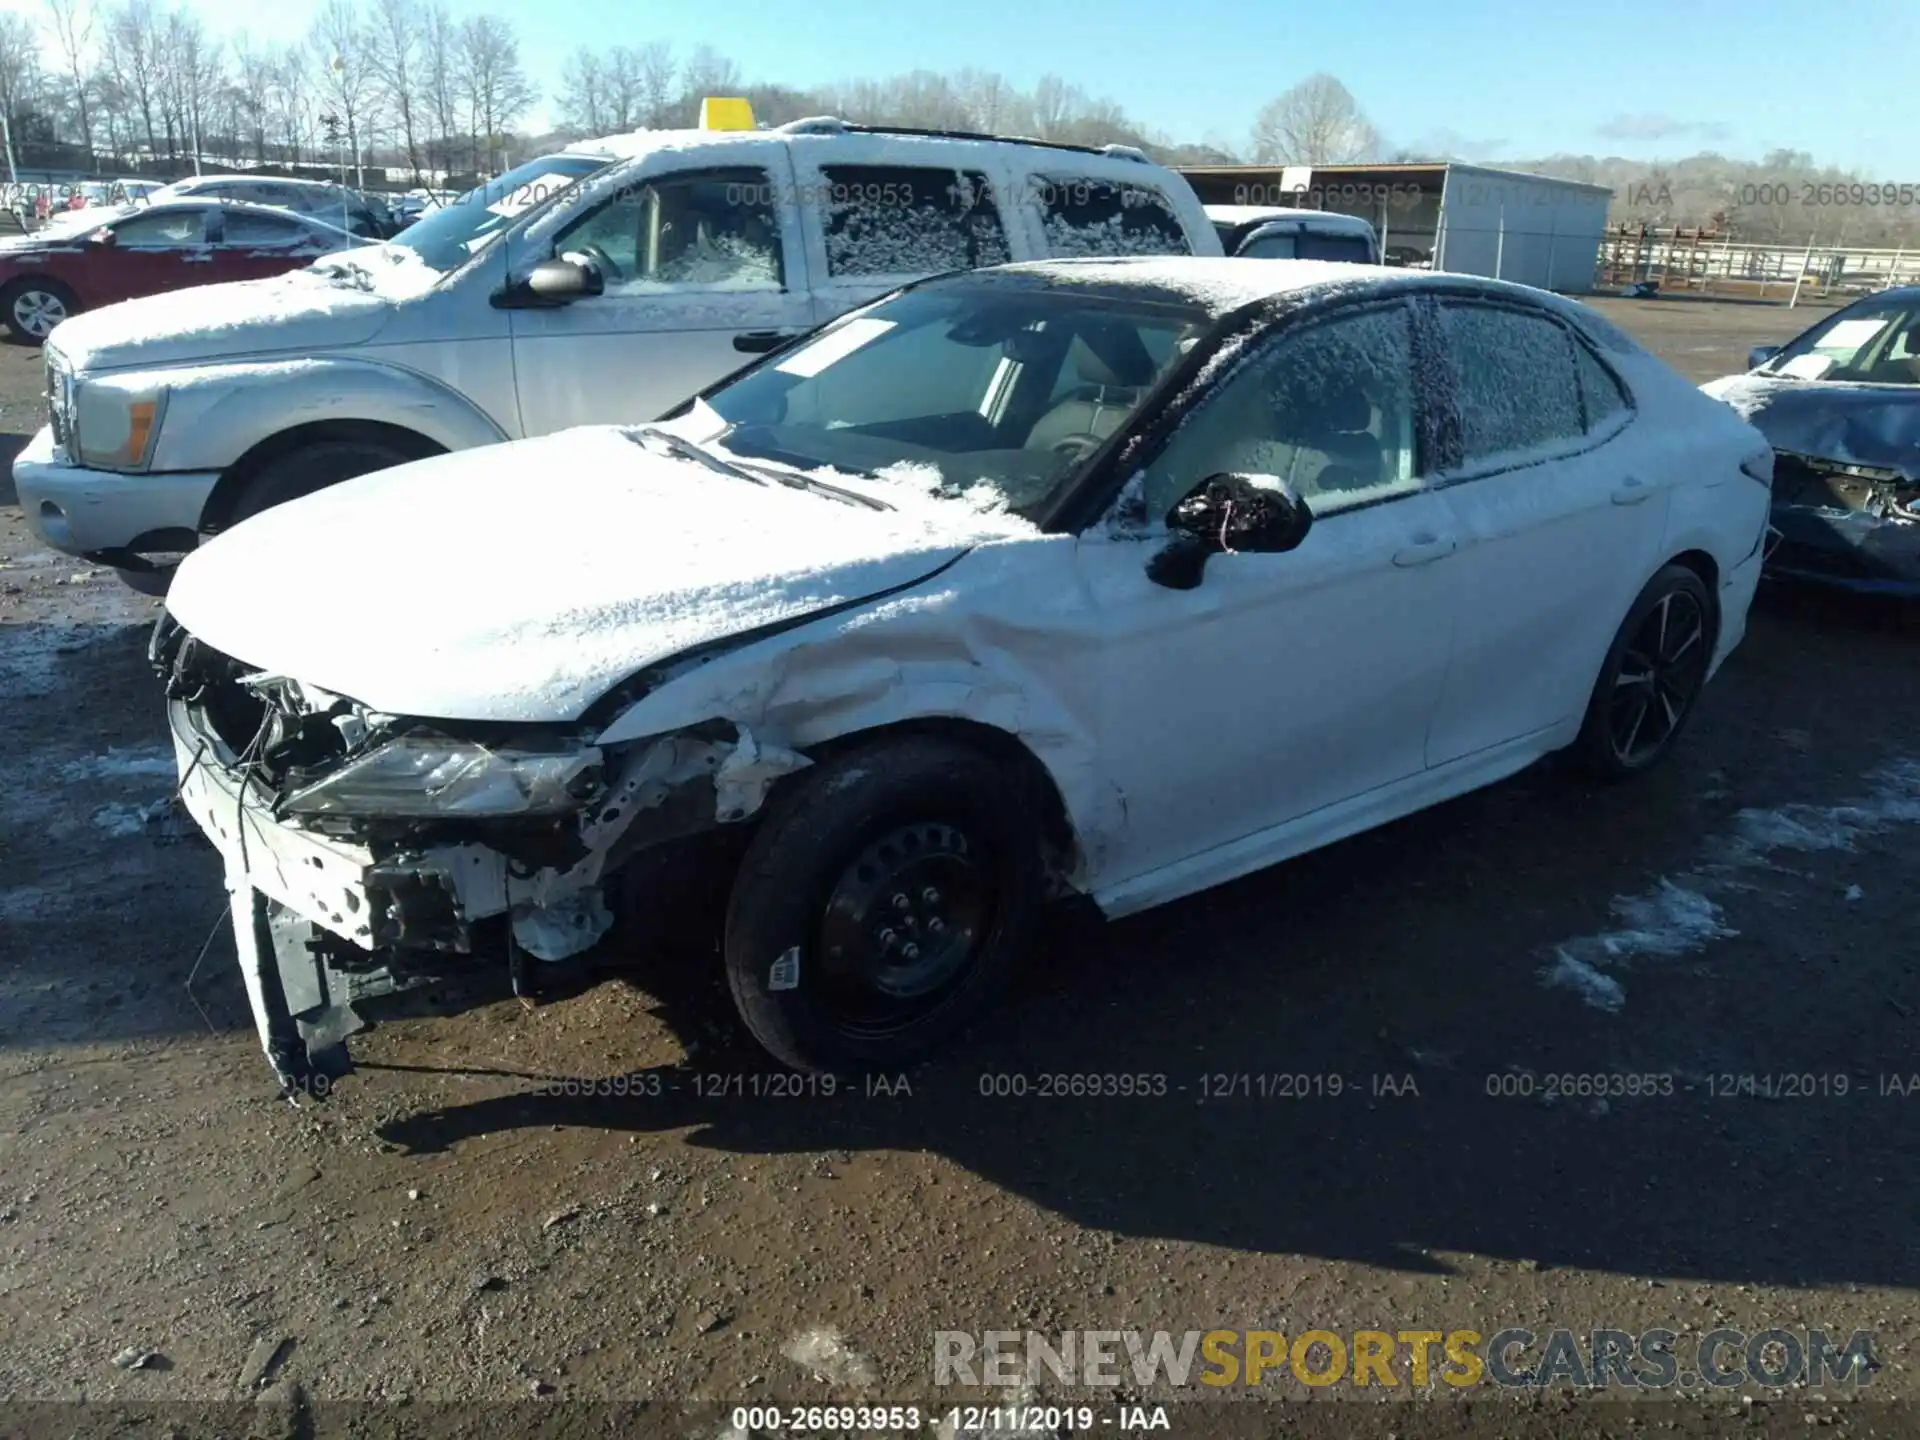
[1049,433,1106,461]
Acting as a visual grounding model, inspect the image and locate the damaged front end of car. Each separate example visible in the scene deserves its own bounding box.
[150,613,809,1092]
[1769,449,1920,595]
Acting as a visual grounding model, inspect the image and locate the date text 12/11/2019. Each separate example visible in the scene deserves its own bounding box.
[727,1405,1171,1432]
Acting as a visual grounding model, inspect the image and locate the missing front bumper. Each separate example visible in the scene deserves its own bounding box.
[170,697,782,1087]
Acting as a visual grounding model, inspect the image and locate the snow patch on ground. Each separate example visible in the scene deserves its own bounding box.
[0,623,120,699]
[784,1325,876,1387]
[60,746,175,783]
[1540,758,1920,1011]
[1539,952,1627,1012]
[91,802,155,837]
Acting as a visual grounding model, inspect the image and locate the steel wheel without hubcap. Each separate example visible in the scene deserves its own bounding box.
[1608,588,1708,767]
[815,821,995,1038]
[11,288,67,338]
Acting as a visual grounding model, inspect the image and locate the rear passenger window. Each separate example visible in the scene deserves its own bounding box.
[1575,343,1631,430]
[1438,302,1584,465]
[1236,233,1296,260]
[1295,232,1373,263]
[220,211,312,246]
[820,166,1010,277]
[1035,177,1190,257]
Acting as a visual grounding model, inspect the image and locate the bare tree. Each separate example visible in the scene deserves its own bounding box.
[0,14,40,178]
[270,44,311,163]
[159,9,220,171]
[633,40,674,128]
[310,0,371,185]
[953,68,1013,133]
[598,45,651,132]
[1027,74,1081,140]
[555,45,603,136]
[366,0,425,183]
[102,0,162,161]
[671,42,735,122]
[420,1,457,173]
[43,0,93,167]
[1249,73,1379,164]
[455,13,533,174]
[231,34,274,162]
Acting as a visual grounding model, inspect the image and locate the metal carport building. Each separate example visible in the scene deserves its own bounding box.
[1177,162,1614,293]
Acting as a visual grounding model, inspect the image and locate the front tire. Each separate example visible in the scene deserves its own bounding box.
[722,737,1044,1072]
[1570,563,1716,780]
[228,437,430,525]
[2,278,77,344]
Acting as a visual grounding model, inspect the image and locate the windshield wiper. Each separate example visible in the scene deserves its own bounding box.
[310,257,375,291]
[632,427,891,509]
[630,426,767,484]
[735,458,892,511]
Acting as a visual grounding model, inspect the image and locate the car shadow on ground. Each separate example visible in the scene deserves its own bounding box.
[7,599,1917,1290]
[369,586,1920,1291]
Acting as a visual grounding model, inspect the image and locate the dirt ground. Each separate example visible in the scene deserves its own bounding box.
[3,295,1919,1438]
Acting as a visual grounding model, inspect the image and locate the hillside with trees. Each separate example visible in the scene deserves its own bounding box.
[0,17,1907,245]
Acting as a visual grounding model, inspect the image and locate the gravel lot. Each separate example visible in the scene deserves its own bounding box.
[2,294,1917,1436]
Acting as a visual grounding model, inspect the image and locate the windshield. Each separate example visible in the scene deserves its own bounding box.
[386,153,611,273]
[684,282,1211,519]
[1768,295,1920,385]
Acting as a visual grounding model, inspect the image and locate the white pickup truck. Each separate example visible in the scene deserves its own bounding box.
[14,116,1220,592]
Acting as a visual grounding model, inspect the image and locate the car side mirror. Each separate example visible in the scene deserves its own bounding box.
[88,226,115,246]
[1146,472,1313,590]
[1747,344,1780,371]
[495,256,603,309]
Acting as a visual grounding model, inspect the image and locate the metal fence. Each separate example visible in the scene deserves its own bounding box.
[1598,228,1920,300]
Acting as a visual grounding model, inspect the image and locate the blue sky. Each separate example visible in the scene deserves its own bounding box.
[11,0,1916,172]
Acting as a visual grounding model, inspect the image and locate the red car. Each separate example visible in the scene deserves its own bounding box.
[0,200,367,344]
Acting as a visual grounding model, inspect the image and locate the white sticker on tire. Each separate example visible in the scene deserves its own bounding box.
[768,946,801,991]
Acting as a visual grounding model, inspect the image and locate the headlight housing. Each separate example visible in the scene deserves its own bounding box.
[70,379,168,472]
[280,733,603,818]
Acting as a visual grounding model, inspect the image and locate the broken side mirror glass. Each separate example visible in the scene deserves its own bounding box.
[1147,472,1313,590]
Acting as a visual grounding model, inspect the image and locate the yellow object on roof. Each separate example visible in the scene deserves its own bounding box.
[699,97,755,131]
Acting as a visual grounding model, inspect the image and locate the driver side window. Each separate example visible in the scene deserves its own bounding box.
[1136,303,1421,523]
[557,167,787,294]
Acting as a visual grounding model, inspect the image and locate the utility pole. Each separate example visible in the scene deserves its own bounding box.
[1,110,16,185]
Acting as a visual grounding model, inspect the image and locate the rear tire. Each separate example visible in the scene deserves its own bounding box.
[227,437,431,525]
[1570,563,1716,780]
[2,277,78,344]
[722,737,1043,1072]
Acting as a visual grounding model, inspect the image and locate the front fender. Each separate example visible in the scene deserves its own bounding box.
[590,566,1123,888]
[146,357,512,474]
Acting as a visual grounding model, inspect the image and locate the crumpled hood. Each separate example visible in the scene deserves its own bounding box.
[166,427,1030,724]
[48,266,396,373]
[1702,373,1920,481]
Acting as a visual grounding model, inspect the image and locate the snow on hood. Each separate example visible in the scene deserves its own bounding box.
[1702,373,1920,480]
[46,264,400,373]
[165,426,1033,723]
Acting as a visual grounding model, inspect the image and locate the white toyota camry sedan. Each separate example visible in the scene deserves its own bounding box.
[151,257,1776,1082]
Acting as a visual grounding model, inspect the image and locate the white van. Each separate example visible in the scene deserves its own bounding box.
[16,115,1219,591]
[1207,204,1381,265]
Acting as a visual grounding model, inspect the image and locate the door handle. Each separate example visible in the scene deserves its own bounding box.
[1393,533,1457,567]
[733,330,797,354]
[1612,476,1652,505]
